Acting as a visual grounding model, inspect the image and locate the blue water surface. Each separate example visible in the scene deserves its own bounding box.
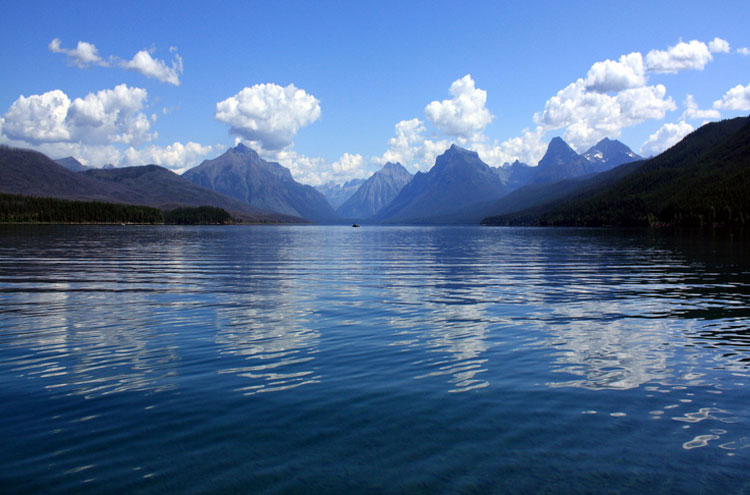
[1,225,749,494]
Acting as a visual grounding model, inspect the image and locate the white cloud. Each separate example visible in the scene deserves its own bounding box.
[534,79,675,151]
[708,37,731,53]
[584,52,646,93]
[713,82,750,111]
[380,118,426,166]
[121,141,217,172]
[260,147,327,185]
[0,135,124,168]
[48,38,106,67]
[496,126,547,165]
[424,74,493,138]
[681,94,721,120]
[738,47,750,56]
[49,38,183,85]
[66,85,155,145]
[0,131,216,173]
[640,121,694,156]
[1,85,155,147]
[293,152,370,185]
[1,89,72,143]
[645,40,713,73]
[378,118,450,171]
[121,50,183,86]
[215,83,321,150]
[0,85,217,173]
[469,126,547,166]
[332,152,364,175]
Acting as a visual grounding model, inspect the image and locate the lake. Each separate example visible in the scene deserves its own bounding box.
[1,225,749,494]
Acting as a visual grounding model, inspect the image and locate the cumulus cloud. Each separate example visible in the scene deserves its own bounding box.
[1,89,72,143]
[480,126,547,166]
[0,129,215,173]
[215,83,321,150]
[1,84,155,146]
[645,40,713,73]
[640,121,694,156]
[121,50,183,86]
[708,37,731,53]
[256,147,327,185]
[534,79,675,150]
[424,74,493,138]
[331,152,364,174]
[48,38,106,67]
[380,118,427,166]
[681,94,721,120]
[283,152,369,185]
[378,118,451,171]
[584,52,646,93]
[121,141,217,172]
[67,85,155,144]
[738,47,750,56]
[49,38,183,85]
[713,82,750,111]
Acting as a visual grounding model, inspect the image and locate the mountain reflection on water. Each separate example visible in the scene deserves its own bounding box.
[1,225,749,494]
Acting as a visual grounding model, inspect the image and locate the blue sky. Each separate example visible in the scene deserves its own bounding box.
[1,0,749,185]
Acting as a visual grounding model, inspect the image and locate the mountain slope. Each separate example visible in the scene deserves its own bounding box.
[582,138,641,174]
[55,156,89,172]
[0,146,130,201]
[183,144,339,222]
[84,165,301,222]
[493,160,535,191]
[337,162,413,219]
[376,145,508,223]
[0,146,300,223]
[532,137,591,183]
[484,116,750,227]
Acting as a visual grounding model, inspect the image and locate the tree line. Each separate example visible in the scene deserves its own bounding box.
[0,193,233,225]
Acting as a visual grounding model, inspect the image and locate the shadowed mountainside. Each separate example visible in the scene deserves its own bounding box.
[0,146,302,223]
[483,116,750,228]
[183,143,339,223]
[337,162,413,219]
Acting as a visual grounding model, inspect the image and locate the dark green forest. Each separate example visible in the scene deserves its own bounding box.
[0,194,234,225]
[164,206,232,224]
[483,116,750,229]
[0,193,164,224]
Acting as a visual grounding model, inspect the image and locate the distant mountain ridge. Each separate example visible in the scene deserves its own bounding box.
[582,137,642,173]
[183,144,339,223]
[493,160,535,192]
[54,156,89,172]
[483,116,750,228]
[532,137,591,183]
[376,145,508,223]
[0,146,301,223]
[337,162,413,219]
[531,136,641,184]
[315,179,365,209]
[4,134,647,226]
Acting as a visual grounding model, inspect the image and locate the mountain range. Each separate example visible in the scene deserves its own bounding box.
[0,146,301,223]
[182,143,339,223]
[375,145,509,223]
[337,162,413,219]
[370,137,641,224]
[483,116,749,228]
[55,156,89,172]
[12,124,737,228]
[315,179,365,209]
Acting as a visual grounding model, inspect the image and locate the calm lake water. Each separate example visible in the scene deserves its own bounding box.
[1,225,749,494]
